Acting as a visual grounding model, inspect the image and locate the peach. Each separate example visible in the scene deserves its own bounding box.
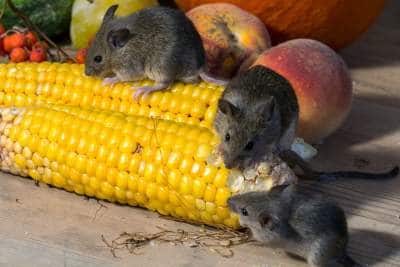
[186,3,271,79]
[252,39,353,143]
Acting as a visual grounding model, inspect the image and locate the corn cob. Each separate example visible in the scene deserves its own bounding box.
[0,104,240,227]
[0,62,297,229]
[0,104,296,228]
[0,62,223,128]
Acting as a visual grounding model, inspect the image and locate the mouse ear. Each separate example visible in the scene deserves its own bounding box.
[107,29,132,48]
[258,211,275,230]
[103,5,119,23]
[255,96,276,122]
[269,184,290,196]
[270,184,295,202]
[218,99,240,118]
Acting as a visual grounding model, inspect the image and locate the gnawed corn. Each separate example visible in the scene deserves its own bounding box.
[0,105,237,227]
[0,62,223,128]
[0,104,296,228]
[0,62,298,229]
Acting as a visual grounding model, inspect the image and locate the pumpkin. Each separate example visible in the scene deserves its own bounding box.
[175,0,386,49]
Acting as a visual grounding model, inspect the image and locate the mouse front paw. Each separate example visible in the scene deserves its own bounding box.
[102,77,120,86]
[132,82,170,101]
[132,86,155,99]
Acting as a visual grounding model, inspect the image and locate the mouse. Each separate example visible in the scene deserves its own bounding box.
[213,65,399,181]
[228,184,363,267]
[84,5,226,100]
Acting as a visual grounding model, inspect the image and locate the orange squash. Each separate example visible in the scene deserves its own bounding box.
[175,0,386,49]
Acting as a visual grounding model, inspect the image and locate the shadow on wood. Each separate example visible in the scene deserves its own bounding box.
[349,229,400,266]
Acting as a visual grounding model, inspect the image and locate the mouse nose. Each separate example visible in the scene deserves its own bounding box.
[227,198,235,211]
[84,67,93,76]
[225,162,234,169]
[223,158,237,169]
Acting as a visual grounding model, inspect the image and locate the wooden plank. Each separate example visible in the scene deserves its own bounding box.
[0,173,308,267]
[0,238,111,267]
[341,0,400,109]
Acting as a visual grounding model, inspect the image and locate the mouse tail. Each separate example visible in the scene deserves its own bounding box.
[279,149,399,182]
[317,166,399,181]
[199,70,229,86]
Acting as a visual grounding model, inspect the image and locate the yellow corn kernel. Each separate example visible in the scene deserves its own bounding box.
[117,153,130,172]
[193,179,206,198]
[115,187,126,202]
[157,186,169,202]
[14,153,26,169]
[179,175,193,195]
[165,168,179,189]
[215,188,231,207]
[127,175,138,192]
[53,172,66,187]
[204,184,217,202]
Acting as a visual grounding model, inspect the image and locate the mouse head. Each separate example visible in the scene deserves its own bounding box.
[227,184,294,242]
[85,5,120,78]
[228,191,269,228]
[227,184,294,226]
[214,94,280,170]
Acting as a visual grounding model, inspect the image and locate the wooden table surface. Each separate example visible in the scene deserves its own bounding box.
[1,1,400,266]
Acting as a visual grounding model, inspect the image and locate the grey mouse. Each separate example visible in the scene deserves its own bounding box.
[84,5,225,99]
[213,65,399,181]
[228,184,363,267]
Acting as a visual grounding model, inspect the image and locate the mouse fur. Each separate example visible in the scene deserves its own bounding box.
[85,5,207,97]
[228,184,362,267]
[213,65,298,169]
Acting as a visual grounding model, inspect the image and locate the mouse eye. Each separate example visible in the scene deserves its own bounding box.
[241,208,248,216]
[244,141,254,151]
[225,133,230,142]
[94,55,102,63]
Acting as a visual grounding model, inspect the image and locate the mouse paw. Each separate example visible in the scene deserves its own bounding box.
[132,86,156,100]
[181,75,200,84]
[102,77,120,86]
[132,83,170,101]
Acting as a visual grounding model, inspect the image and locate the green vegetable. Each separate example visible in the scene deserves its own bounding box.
[0,0,73,37]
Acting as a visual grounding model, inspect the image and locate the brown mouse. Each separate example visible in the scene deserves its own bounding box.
[213,65,398,181]
[85,5,226,100]
[228,184,363,267]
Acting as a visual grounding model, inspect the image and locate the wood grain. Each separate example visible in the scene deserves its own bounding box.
[1,0,400,266]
